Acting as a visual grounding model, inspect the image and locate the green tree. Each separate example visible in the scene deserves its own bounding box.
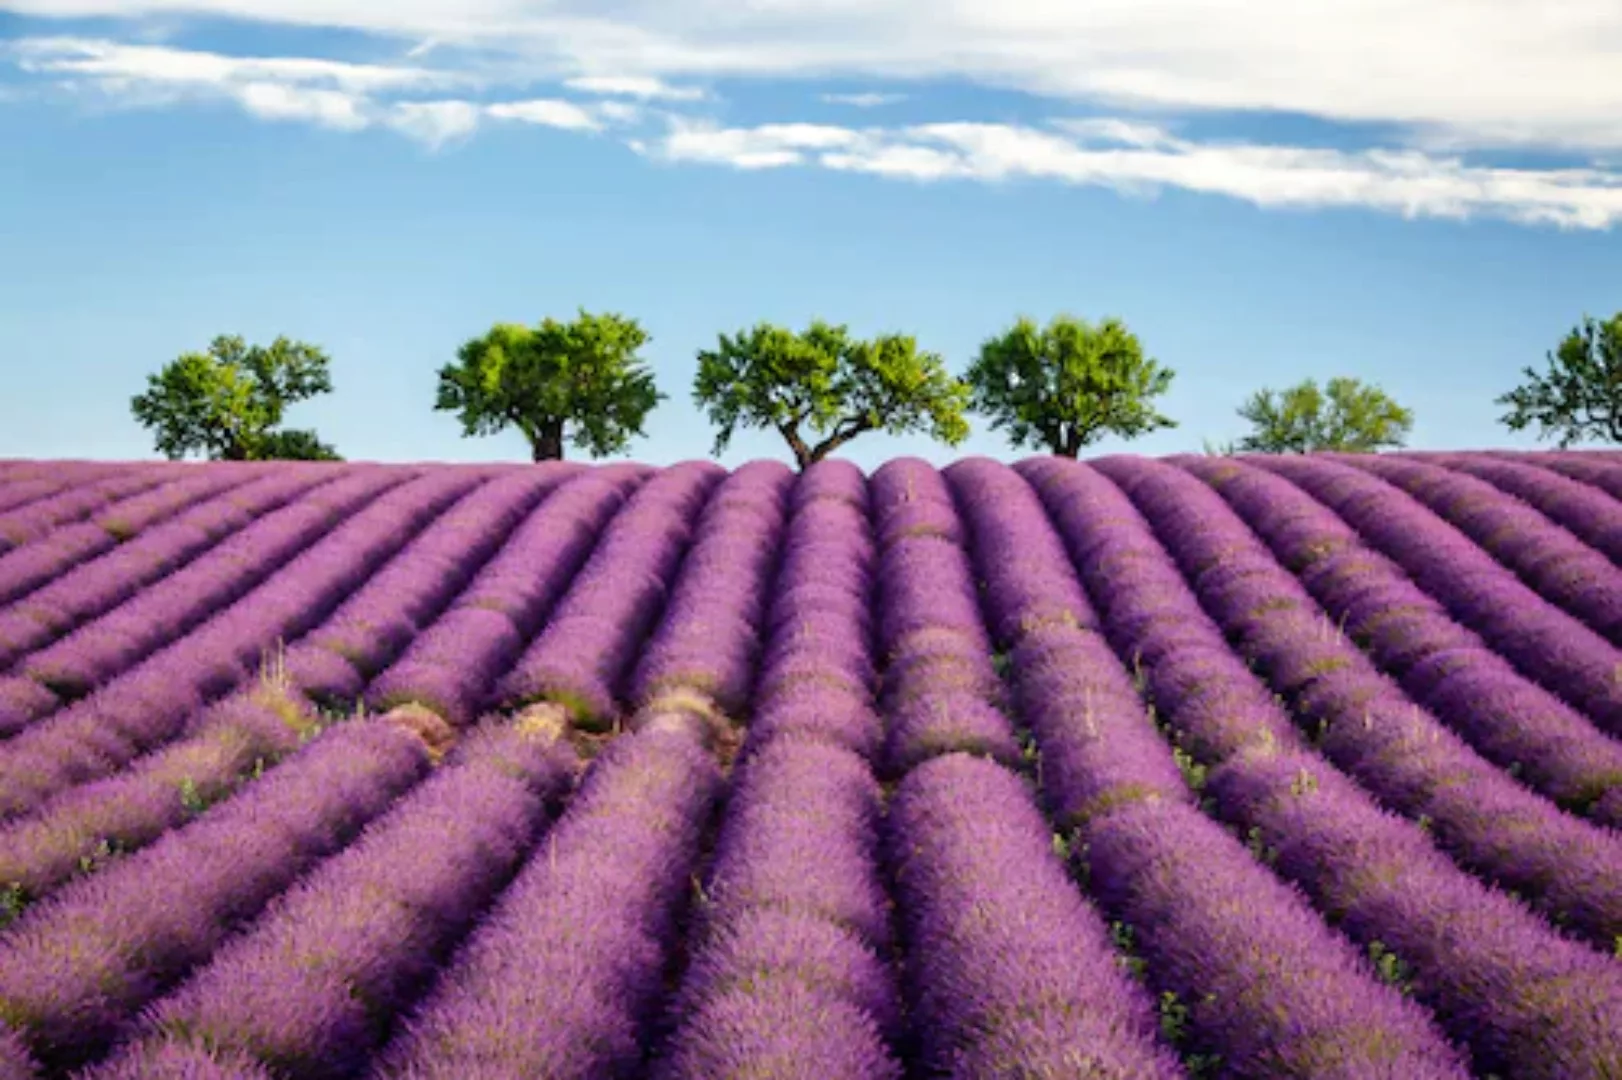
[1497,312,1622,446]
[965,314,1176,458]
[693,320,970,469]
[1235,376,1413,453]
[435,310,663,461]
[130,335,340,461]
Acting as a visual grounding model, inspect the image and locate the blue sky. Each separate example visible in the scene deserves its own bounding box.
[1,2,1619,470]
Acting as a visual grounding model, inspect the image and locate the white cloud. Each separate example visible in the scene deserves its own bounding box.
[4,2,1622,228]
[7,35,452,92]
[3,0,1620,155]
[387,98,480,145]
[563,74,706,102]
[642,117,1622,230]
[821,91,905,108]
[486,97,601,131]
[234,80,368,129]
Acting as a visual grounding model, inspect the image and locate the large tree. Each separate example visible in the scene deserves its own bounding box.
[1235,376,1413,453]
[693,320,970,469]
[965,314,1176,458]
[130,334,341,461]
[1497,312,1622,446]
[436,310,663,461]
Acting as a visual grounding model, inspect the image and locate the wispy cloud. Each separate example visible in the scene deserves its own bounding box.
[642,116,1622,229]
[563,74,707,102]
[486,97,602,131]
[821,91,906,108]
[3,1,1621,228]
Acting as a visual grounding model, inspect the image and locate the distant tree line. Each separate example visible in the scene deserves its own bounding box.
[129,309,1622,466]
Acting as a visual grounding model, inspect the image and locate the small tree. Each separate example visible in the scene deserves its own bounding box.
[1235,376,1413,454]
[1497,312,1622,446]
[693,320,970,469]
[436,310,663,461]
[965,314,1176,458]
[130,334,341,461]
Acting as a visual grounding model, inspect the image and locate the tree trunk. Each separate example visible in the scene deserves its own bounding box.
[777,423,813,471]
[531,421,565,461]
[1054,426,1082,458]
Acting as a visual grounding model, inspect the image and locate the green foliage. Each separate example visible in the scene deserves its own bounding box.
[436,310,663,461]
[1235,376,1413,453]
[692,319,970,469]
[965,314,1177,457]
[1497,312,1622,446]
[130,335,340,461]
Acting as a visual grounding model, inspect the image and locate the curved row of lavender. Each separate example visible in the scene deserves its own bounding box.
[1093,455,1622,950]
[1418,452,1622,563]
[0,468,470,819]
[0,718,431,1072]
[483,461,723,727]
[655,461,903,1079]
[362,464,650,727]
[90,720,578,1078]
[1015,456,1622,1079]
[1340,453,1622,642]
[950,458,1468,1079]
[363,463,747,1076]
[0,466,580,913]
[0,465,338,730]
[1172,455,1622,824]
[1234,454,1622,737]
[869,458,1183,1078]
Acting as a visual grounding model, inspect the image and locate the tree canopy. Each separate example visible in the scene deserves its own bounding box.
[1497,312,1622,446]
[130,335,341,461]
[692,320,971,469]
[1234,376,1413,453]
[964,314,1176,458]
[435,310,663,461]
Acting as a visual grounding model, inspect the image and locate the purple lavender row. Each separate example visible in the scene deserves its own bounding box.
[488,462,725,728]
[868,462,1184,1075]
[744,461,884,761]
[19,466,413,698]
[0,469,470,819]
[1497,449,1622,500]
[0,719,431,1072]
[945,459,1190,829]
[1414,453,1622,564]
[1084,800,1469,1078]
[1016,456,1622,1078]
[869,458,1020,773]
[0,469,566,901]
[72,1040,272,1080]
[0,464,338,675]
[0,691,312,905]
[1239,453,1622,735]
[889,754,1185,1078]
[627,460,793,716]
[0,467,175,555]
[0,465,123,516]
[954,459,1466,1078]
[278,465,576,704]
[1341,453,1622,641]
[1169,456,1622,821]
[101,719,578,1080]
[372,724,721,1078]
[656,739,902,1079]
[0,466,253,609]
[1210,749,1622,1079]
[364,465,651,727]
[1095,455,1622,948]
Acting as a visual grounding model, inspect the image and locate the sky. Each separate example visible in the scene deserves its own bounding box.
[1,2,1619,470]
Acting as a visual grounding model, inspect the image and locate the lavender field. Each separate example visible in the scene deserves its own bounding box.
[0,451,1618,1079]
